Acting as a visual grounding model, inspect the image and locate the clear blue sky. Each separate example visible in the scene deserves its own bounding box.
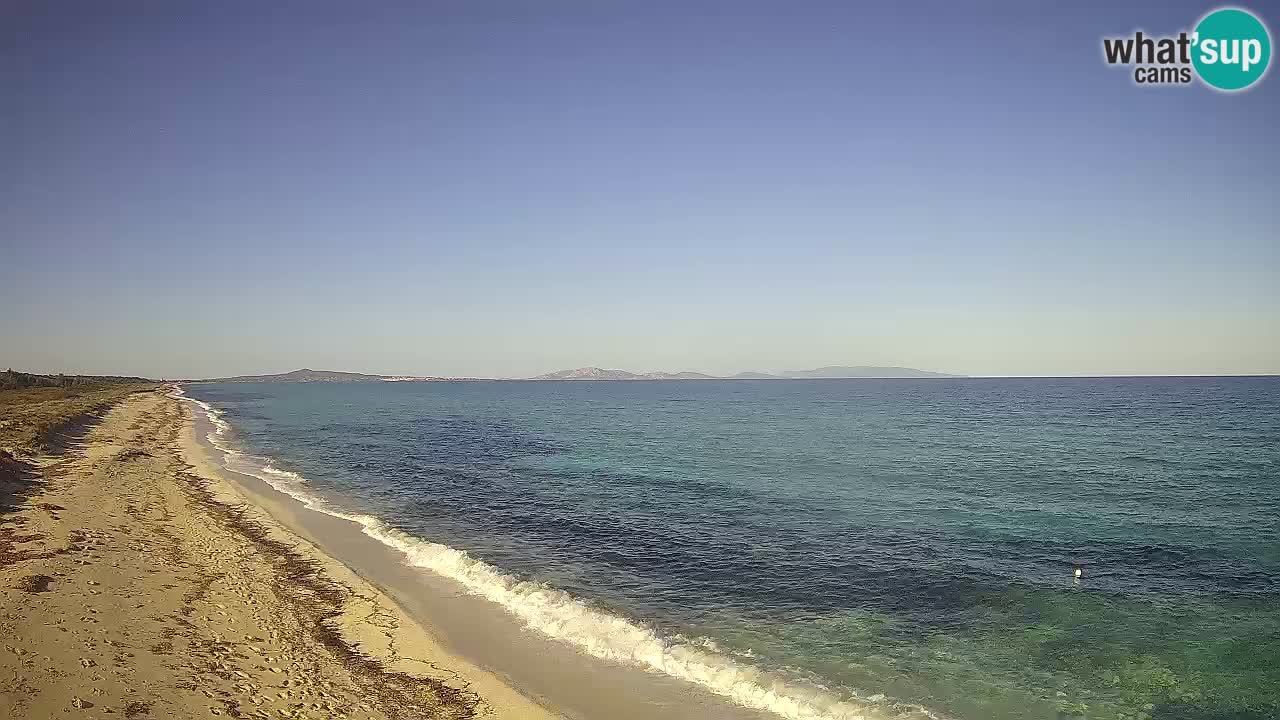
[3,1,1277,378]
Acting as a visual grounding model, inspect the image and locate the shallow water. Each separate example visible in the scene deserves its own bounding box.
[184,377,1280,720]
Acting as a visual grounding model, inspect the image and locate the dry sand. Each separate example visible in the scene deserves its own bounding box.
[0,389,561,720]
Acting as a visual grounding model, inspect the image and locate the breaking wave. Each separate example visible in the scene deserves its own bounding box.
[170,386,937,720]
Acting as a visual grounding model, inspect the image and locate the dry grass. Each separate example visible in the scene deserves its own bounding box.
[0,383,159,455]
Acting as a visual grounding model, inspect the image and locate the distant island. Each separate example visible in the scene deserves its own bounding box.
[206,369,388,383]
[188,366,963,383]
[193,368,459,383]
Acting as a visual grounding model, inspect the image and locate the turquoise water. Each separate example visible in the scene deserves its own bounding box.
[185,377,1280,720]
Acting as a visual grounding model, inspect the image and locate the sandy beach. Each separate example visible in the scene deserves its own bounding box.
[0,388,560,719]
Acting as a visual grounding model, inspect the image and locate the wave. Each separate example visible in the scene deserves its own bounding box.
[169,386,939,720]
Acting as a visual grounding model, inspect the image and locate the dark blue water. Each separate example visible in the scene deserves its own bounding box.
[186,377,1280,720]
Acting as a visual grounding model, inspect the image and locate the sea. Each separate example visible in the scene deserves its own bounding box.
[180,377,1280,720]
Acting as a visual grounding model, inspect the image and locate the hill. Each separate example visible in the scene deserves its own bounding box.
[640,371,719,380]
[530,367,643,381]
[201,368,388,383]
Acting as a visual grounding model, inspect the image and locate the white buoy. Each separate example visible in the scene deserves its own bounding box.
[1074,567,1082,579]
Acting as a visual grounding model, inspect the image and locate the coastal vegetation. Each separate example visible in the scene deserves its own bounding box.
[0,370,156,454]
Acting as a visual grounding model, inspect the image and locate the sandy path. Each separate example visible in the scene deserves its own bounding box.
[0,390,555,720]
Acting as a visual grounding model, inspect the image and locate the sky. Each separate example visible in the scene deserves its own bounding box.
[3,1,1278,378]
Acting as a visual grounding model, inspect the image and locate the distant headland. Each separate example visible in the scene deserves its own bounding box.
[188,366,963,383]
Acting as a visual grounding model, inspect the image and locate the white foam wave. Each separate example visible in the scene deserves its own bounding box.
[169,385,937,720]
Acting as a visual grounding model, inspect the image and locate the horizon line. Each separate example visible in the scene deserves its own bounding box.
[8,367,1280,382]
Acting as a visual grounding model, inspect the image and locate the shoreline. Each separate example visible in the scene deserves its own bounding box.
[178,389,817,720]
[174,391,568,720]
[0,388,558,719]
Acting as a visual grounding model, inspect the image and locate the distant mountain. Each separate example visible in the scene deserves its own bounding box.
[530,367,643,381]
[642,371,719,380]
[530,366,960,380]
[194,368,468,383]
[778,365,961,379]
[202,368,388,383]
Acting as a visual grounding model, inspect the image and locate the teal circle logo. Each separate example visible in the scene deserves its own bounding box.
[1192,8,1271,91]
